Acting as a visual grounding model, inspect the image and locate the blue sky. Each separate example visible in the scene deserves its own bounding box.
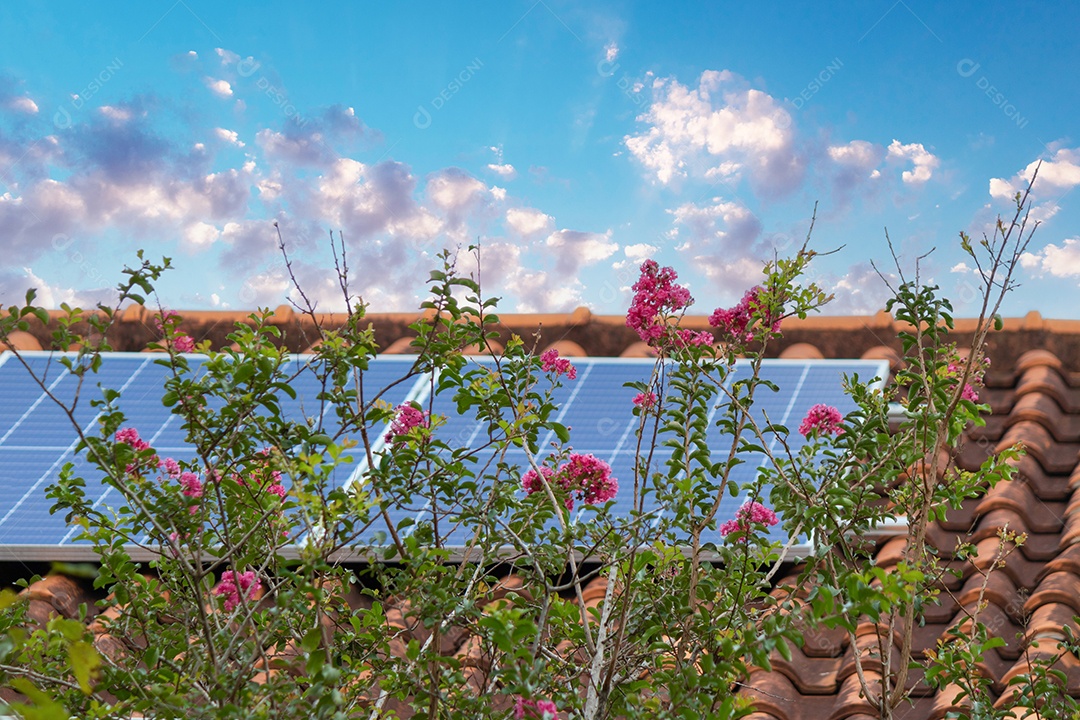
[1,2,1078,318]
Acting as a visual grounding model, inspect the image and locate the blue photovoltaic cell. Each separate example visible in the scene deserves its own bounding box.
[0,352,886,553]
[0,352,423,548]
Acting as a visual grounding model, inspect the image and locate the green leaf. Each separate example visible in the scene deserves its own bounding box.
[550,422,570,443]
[233,362,255,385]
[8,678,71,720]
[301,627,323,653]
[68,639,100,694]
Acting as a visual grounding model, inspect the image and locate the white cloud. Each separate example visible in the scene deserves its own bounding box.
[505,207,553,237]
[214,48,239,66]
[544,229,617,276]
[486,163,517,179]
[213,127,245,147]
[426,169,488,214]
[827,140,887,201]
[623,243,657,263]
[624,70,802,196]
[0,267,113,309]
[828,140,883,169]
[1019,237,1080,278]
[204,77,233,98]
[668,197,766,293]
[98,105,133,122]
[605,42,619,62]
[256,128,331,167]
[887,140,939,184]
[824,263,893,314]
[950,261,973,274]
[990,146,1080,201]
[7,96,38,114]
[458,240,584,312]
[183,222,221,250]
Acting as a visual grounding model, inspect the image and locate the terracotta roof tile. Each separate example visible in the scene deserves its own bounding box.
[975,477,1066,534]
[1015,348,1065,375]
[747,343,1080,717]
[1014,364,1080,412]
[0,330,42,351]
[778,343,824,360]
[543,339,587,357]
[381,336,418,354]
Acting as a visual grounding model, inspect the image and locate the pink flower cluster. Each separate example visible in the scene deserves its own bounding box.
[540,348,577,380]
[117,430,217,512]
[172,335,196,353]
[798,404,843,437]
[265,475,287,499]
[154,311,196,353]
[708,286,781,344]
[116,427,150,452]
[674,328,714,348]
[153,310,178,332]
[632,391,657,410]
[385,404,430,443]
[626,260,693,346]
[179,471,203,499]
[720,501,779,537]
[515,696,558,720]
[946,357,989,403]
[158,457,181,478]
[213,570,261,612]
[522,453,618,510]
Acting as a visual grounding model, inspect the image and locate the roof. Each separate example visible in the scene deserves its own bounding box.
[740,346,1080,718]
[4,308,1080,716]
[5,306,1080,368]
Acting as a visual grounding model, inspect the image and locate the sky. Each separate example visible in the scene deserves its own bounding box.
[0,2,1078,319]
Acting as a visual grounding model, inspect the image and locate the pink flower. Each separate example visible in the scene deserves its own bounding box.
[385,404,430,443]
[154,310,178,332]
[266,481,287,499]
[632,391,657,410]
[946,359,985,403]
[709,286,781,345]
[720,501,779,538]
[179,471,203,498]
[158,457,181,478]
[515,696,558,720]
[173,334,195,353]
[540,348,577,380]
[214,570,261,612]
[674,328,713,348]
[522,454,617,509]
[626,260,693,346]
[116,427,150,452]
[522,465,557,496]
[564,453,618,505]
[798,404,843,437]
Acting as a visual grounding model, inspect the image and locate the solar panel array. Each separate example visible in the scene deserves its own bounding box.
[0,351,887,557]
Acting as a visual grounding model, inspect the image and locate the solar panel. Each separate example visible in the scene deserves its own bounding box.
[356,357,888,548]
[0,351,887,558]
[0,351,424,554]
